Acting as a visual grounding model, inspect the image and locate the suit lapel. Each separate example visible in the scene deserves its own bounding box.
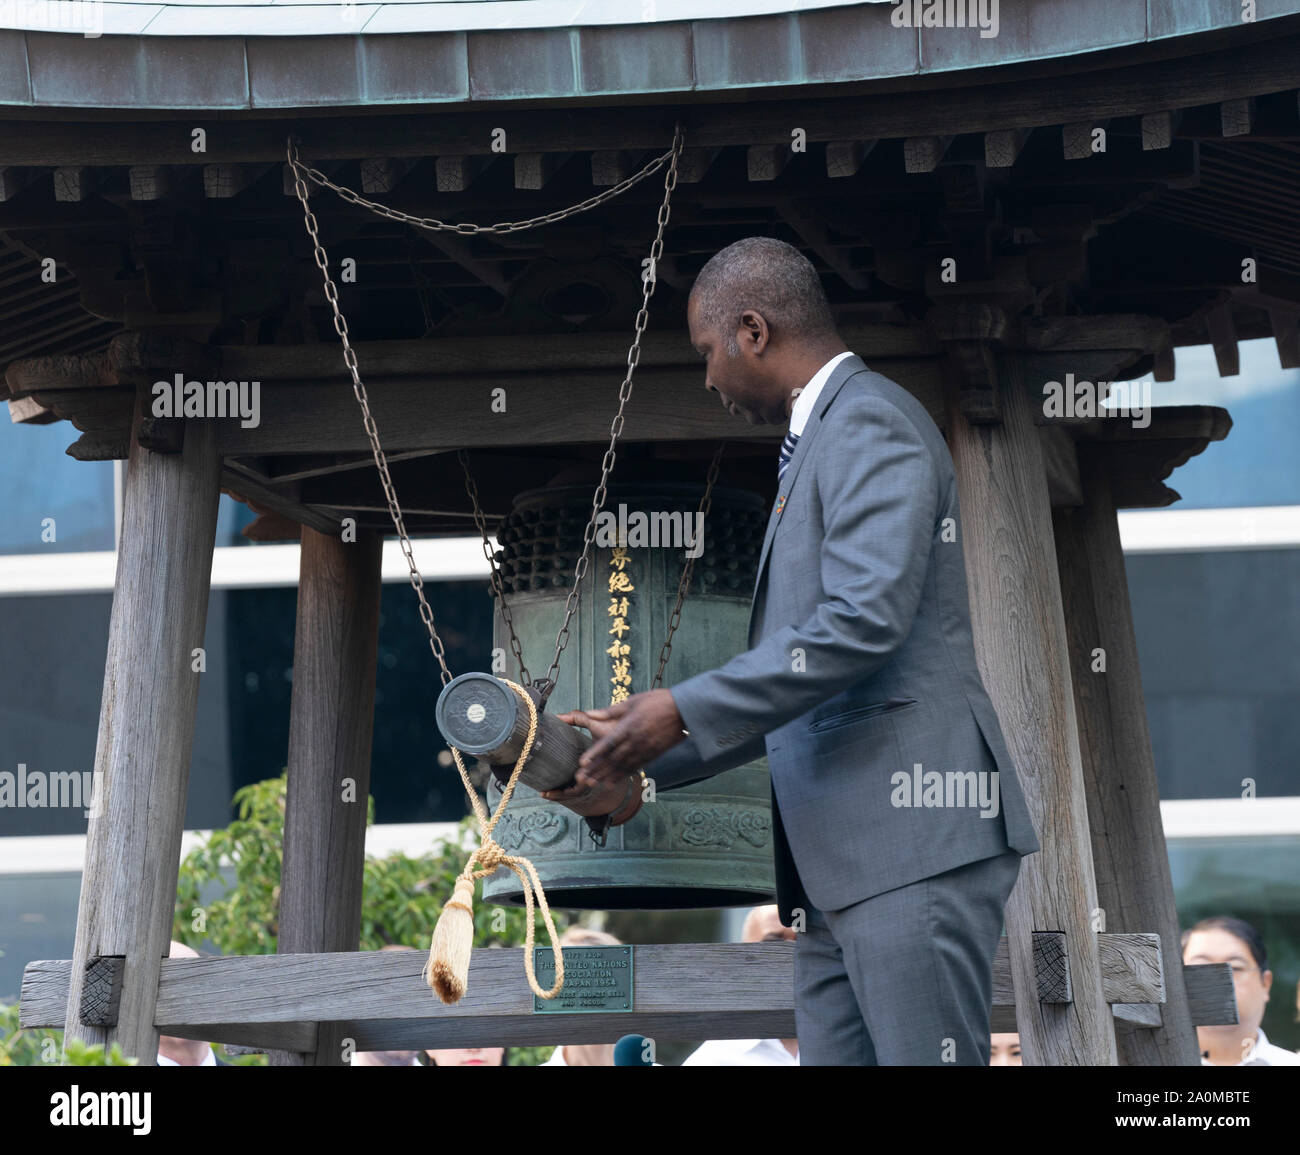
[746,354,866,636]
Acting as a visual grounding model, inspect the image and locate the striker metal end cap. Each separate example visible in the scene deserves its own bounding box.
[435,671,520,756]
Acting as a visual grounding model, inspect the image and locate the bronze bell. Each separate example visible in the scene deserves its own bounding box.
[465,481,777,910]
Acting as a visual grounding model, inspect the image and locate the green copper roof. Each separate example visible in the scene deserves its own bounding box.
[1,1,1298,109]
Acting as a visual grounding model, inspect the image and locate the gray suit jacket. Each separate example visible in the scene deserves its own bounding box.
[646,354,1040,922]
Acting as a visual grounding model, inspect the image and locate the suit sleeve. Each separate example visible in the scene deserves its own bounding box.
[642,728,769,791]
[668,393,940,764]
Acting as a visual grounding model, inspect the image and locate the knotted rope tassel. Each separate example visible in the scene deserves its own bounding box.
[424,679,565,1005]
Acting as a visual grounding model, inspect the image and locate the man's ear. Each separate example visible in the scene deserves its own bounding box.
[740,309,769,353]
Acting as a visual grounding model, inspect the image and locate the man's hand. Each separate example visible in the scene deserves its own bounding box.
[539,773,641,822]
[555,688,686,788]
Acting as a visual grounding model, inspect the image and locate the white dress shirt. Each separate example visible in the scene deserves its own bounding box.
[680,1037,799,1066]
[541,1047,661,1066]
[156,1045,217,1066]
[788,351,855,437]
[349,1052,422,1066]
[1200,1028,1300,1066]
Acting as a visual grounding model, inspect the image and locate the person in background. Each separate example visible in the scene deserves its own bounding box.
[1182,915,1300,1065]
[156,941,220,1066]
[989,1033,1022,1066]
[352,945,423,1066]
[542,927,624,1067]
[681,905,799,1066]
[426,1046,506,1066]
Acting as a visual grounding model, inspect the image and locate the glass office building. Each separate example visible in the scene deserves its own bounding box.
[3,340,1298,1048]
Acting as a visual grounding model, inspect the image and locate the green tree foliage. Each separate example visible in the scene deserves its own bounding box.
[0,1005,134,1066]
[0,1003,60,1066]
[62,1040,138,1066]
[2,774,568,1066]
[172,773,566,1066]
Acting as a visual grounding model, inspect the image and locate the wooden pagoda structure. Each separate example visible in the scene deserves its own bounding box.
[14,0,1300,1064]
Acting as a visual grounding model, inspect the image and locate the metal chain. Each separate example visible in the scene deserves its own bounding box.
[286,123,685,697]
[458,448,531,686]
[292,145,679,238]
[287,138,455,687]
[538,123,686,703]
[653,442,726,689]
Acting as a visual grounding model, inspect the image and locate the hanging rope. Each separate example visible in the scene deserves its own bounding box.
[424,679,566,1004]
[286,125,687,1005]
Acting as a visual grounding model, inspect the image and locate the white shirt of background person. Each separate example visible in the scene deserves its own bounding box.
[680,905,799,1066]
[157,940,218,1066]
[682,1036,798,1067]
[157,1045,217,1066]
[350,1050,422,1066]
[1184,923,1300,1066]
[1202,1028,1300,1067]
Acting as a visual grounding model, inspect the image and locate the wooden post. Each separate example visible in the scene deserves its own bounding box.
[269,526,383,1066]
[946,358,1118,1065]
[1053,446,1201,1065]
[62,406,221,1062]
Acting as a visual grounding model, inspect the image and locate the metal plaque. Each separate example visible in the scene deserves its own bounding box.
[532,945,634,1013]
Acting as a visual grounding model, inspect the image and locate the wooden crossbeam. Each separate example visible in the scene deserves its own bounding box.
[1204,301,1240,377]
[1140,110,1182,151]
[1220,97,1255,138]
[674,147,720,184]
[128,166,170,201]
[985,128,1029,169]
[22,938,1237,1054]
[283,163,310,197]
[204,164,264,199]
[4,325,940,395]
[826,140,875,178]
[904,135,952,173]
[1021,314,1169,352]
[434,155,488,193]
[591,150,643,186]
[1268,309,1300,369]
[1063,120,1110,160]
[361,157,415,194]
[53,166,90,203]
[1154,345,1177,381]
[746,144,789,182]
[79,956,125,1027]
[7,395,56,423]
[515,152,567,190]
[0,167,39,202]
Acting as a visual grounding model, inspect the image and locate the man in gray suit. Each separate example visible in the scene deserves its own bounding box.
[544,236,1040,1065]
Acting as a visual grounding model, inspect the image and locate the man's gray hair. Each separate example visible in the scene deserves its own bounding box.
[690,237,836,355]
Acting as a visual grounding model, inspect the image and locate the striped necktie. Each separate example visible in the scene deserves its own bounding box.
[777,430,800,482]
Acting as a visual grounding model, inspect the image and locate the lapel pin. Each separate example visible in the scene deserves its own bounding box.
[775,495,787,515]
